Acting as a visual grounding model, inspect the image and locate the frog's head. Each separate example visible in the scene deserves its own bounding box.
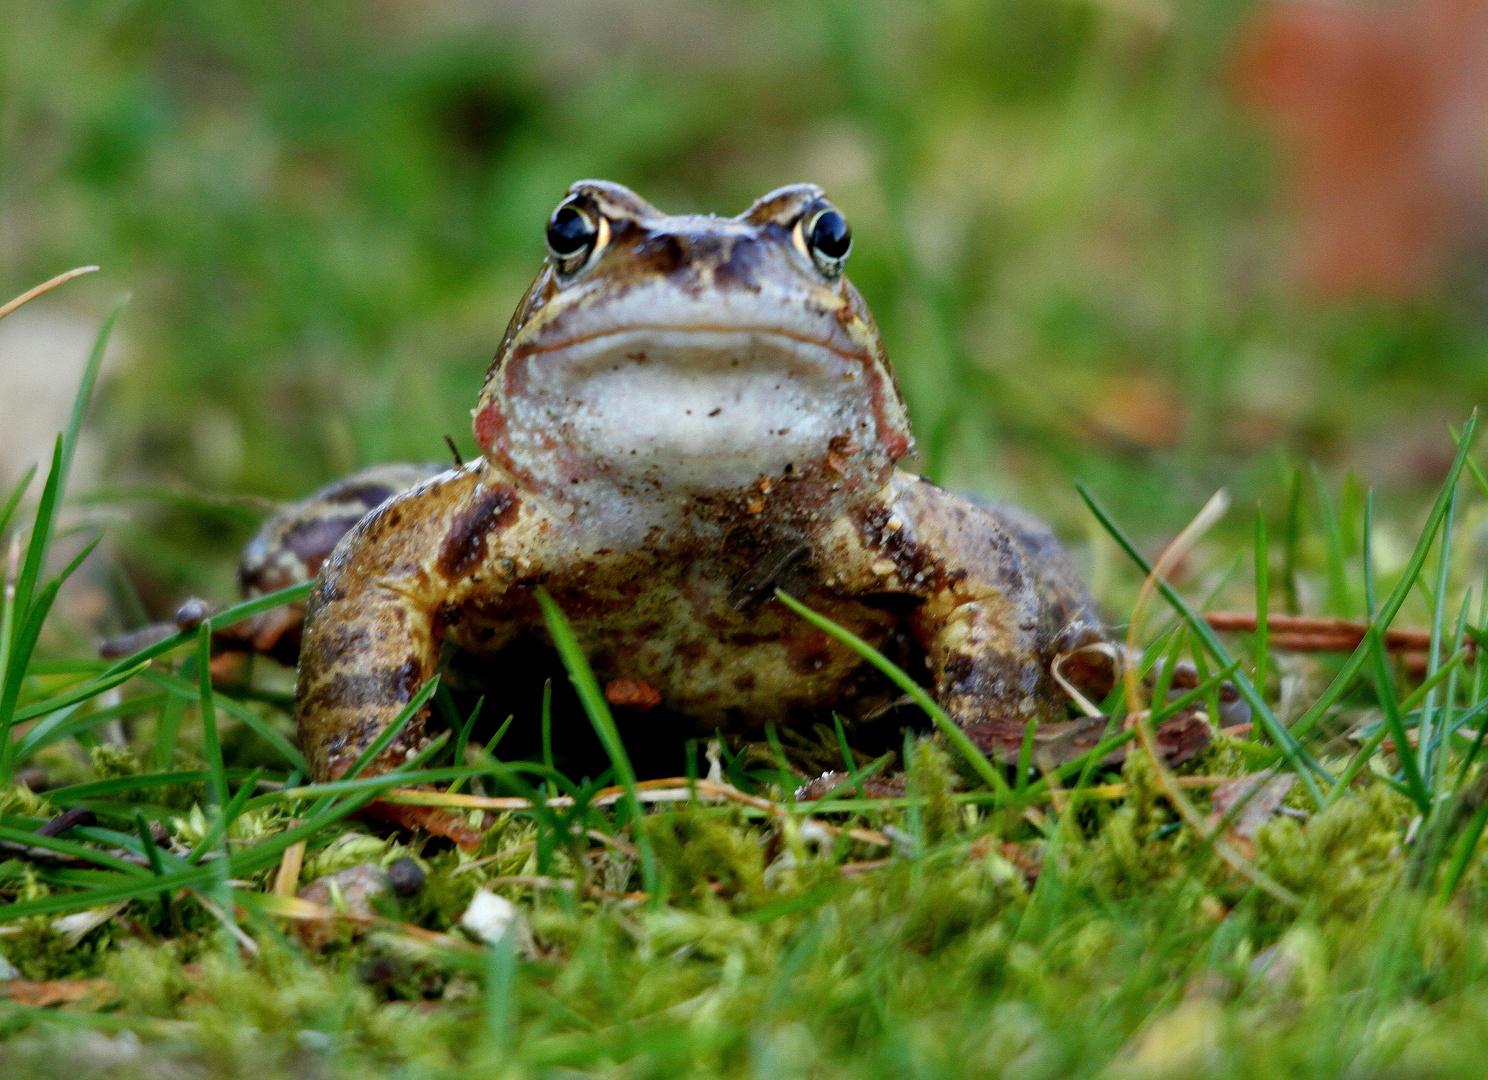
[473,181,912,517]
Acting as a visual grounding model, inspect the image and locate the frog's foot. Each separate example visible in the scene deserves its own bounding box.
[359,801,486,851]
[1053,645,1252,733]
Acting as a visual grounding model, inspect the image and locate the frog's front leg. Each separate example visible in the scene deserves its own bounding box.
[831,472,1108,735]
[294,462,535,846]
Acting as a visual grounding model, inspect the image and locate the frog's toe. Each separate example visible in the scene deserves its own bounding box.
[360,801,485,851]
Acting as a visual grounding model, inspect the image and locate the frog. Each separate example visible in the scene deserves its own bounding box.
[284,179,1124,845]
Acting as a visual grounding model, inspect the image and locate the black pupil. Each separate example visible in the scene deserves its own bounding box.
[547,205,595,257]
[809,210,850,260]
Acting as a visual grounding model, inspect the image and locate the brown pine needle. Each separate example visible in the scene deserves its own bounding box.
[1206,611,1449,654]
[0,265,100,322]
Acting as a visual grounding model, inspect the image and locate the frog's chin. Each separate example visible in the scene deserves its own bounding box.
[492,327,896,498]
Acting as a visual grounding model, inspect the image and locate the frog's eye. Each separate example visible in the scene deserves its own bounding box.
[545,201,607,275]
[795,205,852,279]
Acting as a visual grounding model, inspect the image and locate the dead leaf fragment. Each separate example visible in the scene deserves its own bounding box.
[795,772,907,801]
[961,709,1212,770]
[1208,773,1296,840]
[1,978,115,1007]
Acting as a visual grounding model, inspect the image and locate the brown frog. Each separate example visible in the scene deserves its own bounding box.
[284,180,1118,842]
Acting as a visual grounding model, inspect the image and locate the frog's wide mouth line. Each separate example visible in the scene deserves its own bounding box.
[513,323,873,367]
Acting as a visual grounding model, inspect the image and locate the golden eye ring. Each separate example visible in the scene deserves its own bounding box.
[546,200,609,275]
[793,203,852,279]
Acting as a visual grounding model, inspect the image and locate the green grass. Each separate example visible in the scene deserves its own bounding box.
[9,1,1488,1075]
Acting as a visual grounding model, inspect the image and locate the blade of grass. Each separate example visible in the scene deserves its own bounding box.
[1440,782,1488,899]
[134,811,172,922]
[12,692,168,762]
[154,686,185,771]
[486,713,513,756]
[59,297,124,493]
[10,298,121,634]
[1313,463,1353,618]
[1254,508,1270,713]
[773,587,1012,803]
[45,769,282,804]
[1074,481,1329,803]
[0,266,99,322]
[96,580,314,681]
[0,465,35,542]
[0,534,103,777]
[764,723,797,804]
[1420,485,1458,787]
[10,661,150,726]
[482,927,518,1054]
[1433,595,1471,795]
[1290,411,1478,740]
[1368,628,1430,814]
[542,678,555,798]
[833,714,867,799]
[536,587,658,900]
[311,675,443,815]
[1363,489,1377,617]
[1282,464,1302,615]
[8,437,62,657]
[0,825,151,878]
[447,696,485,796]
[1147,628,1188,725]
[197,624,227,810]
[1014,720,1037,797]
[187,769,262,865]
[139,667,306,772]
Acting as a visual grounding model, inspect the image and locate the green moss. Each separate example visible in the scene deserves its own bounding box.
[644,808,767,910]
[909,737,961,847]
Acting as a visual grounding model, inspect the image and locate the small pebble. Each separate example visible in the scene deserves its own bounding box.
[460,889,517,944]
[387,857,425,896]
[173,597,213,630]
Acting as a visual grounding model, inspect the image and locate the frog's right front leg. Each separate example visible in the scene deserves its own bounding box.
[293,463,535,843]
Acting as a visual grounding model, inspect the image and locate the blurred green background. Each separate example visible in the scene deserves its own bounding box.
[3,0,1486,616]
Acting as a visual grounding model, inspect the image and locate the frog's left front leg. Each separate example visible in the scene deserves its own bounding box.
[829,472,1107,735]
[294,462,535,847]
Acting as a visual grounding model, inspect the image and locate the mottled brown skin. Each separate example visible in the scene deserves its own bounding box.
[292,180,1109,841]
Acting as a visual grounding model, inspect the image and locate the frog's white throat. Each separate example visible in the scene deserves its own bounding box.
[492,326,894,530]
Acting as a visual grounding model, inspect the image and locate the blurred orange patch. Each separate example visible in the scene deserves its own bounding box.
[1235,0,1488,297]
[1084,373,1187,449]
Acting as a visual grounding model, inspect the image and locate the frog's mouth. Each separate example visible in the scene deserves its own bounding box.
[493,325,888,494]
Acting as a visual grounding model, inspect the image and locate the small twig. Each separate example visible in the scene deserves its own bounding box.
[1206,612,1452,655]
[188,890,259,956]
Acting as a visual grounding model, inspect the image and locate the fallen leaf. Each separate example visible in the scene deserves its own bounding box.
[795,772,907,801]
[961,709,1213,770]
[1,978,115,1007]
[1208,772,1296,841]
